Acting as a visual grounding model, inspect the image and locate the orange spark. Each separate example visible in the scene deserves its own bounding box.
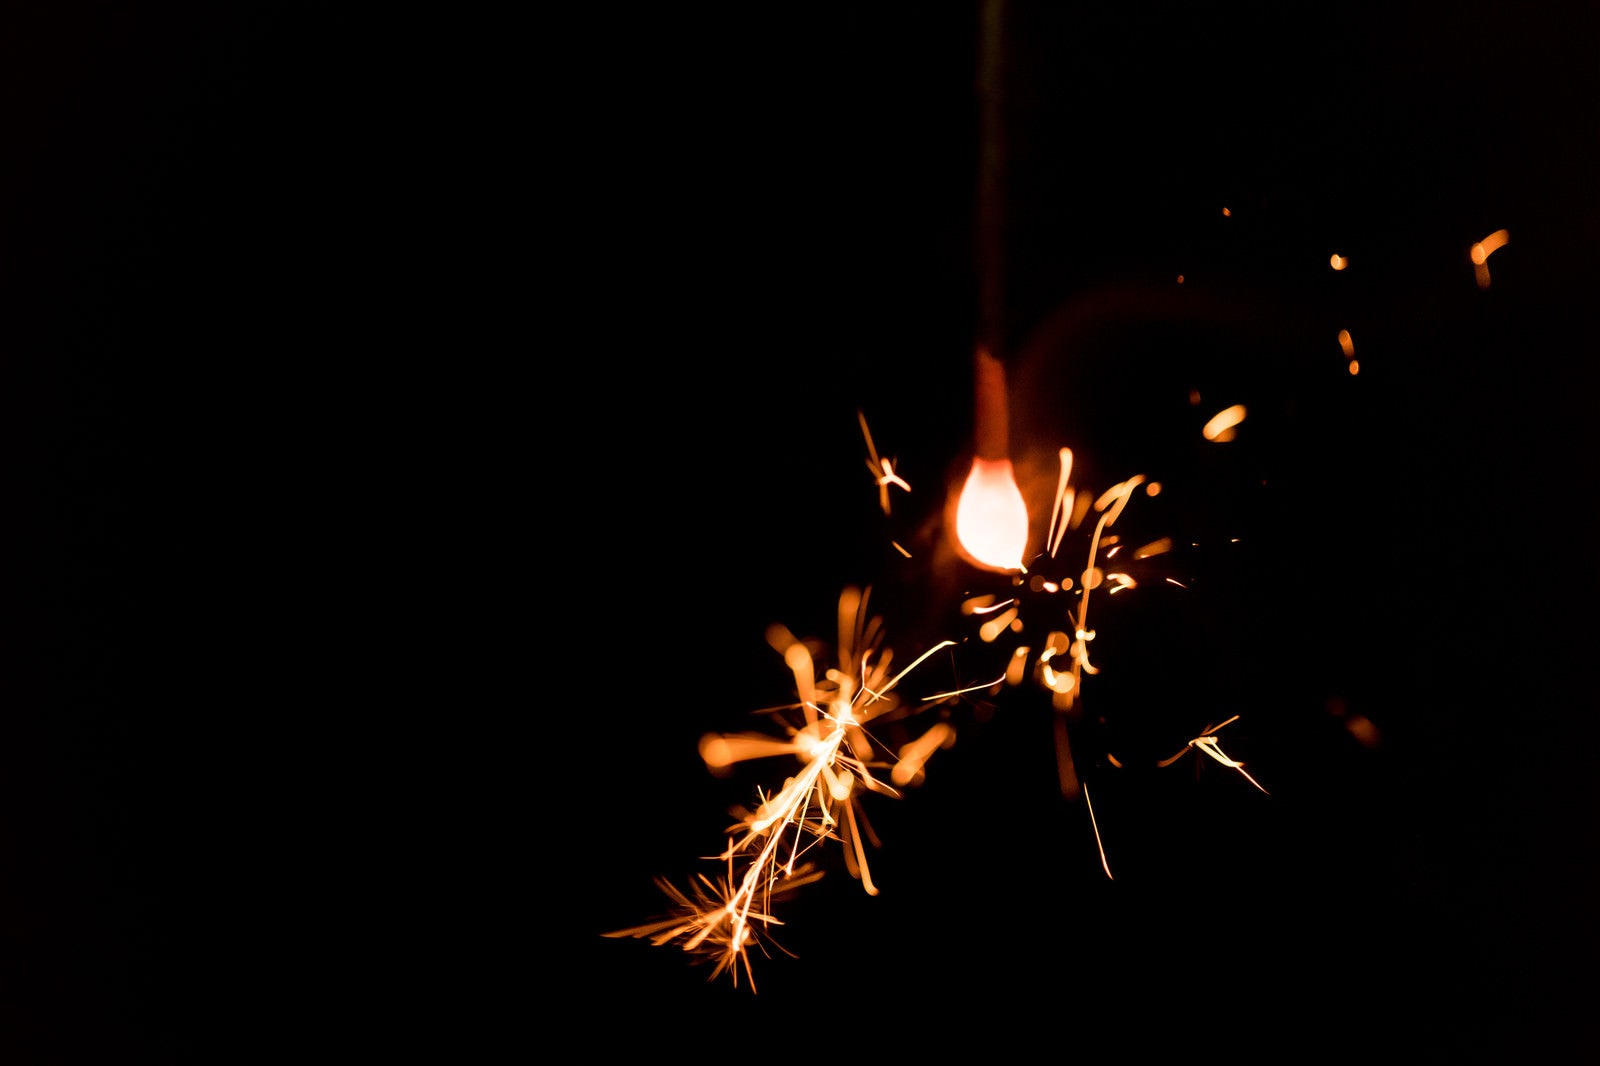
[1083,782,1114,879]
[859,410,911,515]
[1045,447,1075,558]
[1470,228,1510,289]
[1201,404,1247,442]
[1132,536,1172,559]
[1157,715,1269,794]
[891,722,956,786]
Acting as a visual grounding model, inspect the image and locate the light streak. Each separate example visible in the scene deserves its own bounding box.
[1201,403,1247,442]
[1044,447,1075,558]
[1155,715,1269,794]
[859,409,911,515]
[1471,228,1510,289]
[1083,782,1113,879]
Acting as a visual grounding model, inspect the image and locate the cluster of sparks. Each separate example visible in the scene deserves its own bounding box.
[605,219,1508,989]
[603,584,972,988]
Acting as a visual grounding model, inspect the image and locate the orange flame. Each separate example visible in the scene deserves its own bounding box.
[953,457,1029,572]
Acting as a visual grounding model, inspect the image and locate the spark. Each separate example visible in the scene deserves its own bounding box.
[1156,715,1269,794]
[1470,228,1510,289]
[962,593,1018,616]
[603,866,826,990]
[1082,781,1114,879]
[1133,536,1172,559]
[1201,404,1247,442]
[1045,447,1076,558]
[891,721,956,787]
[859,409,911,515]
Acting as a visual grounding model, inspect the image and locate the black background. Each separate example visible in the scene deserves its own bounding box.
[2,1,1597,1061]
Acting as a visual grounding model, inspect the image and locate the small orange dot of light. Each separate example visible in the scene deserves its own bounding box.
[1221,207,1231,217]
[1348,359,1360,375]
[1330,254,1348,270]
[1176,274,1185,284]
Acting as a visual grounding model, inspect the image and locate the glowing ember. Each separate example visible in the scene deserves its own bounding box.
[953,457,1030,571]
[1471,228,1510,289]
[953,348,1031,571]
[1201,403,1248,442]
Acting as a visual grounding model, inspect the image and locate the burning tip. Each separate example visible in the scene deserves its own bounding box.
[953,457,1030,572]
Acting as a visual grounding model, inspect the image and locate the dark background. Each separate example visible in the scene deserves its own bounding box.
[1,1,1596,1061]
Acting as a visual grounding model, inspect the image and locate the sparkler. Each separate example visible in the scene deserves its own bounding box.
[605,387,1271,985]
[601,1,1525,993]
[951,0,1030,576]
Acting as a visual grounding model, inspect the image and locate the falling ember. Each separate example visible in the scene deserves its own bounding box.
[1337,328,1355,358]
[1201,403,1247,442]
[1471,228,1510,289]
[1329,252,1348,270]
